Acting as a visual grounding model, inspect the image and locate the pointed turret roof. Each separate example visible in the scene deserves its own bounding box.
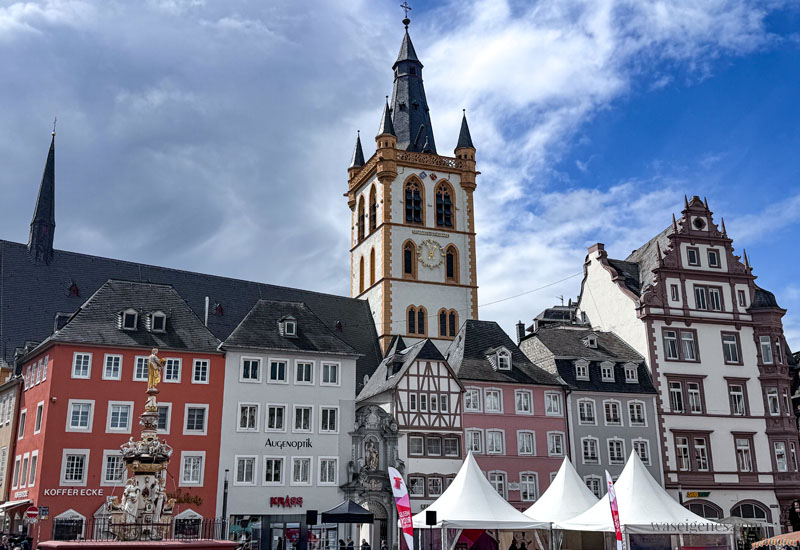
[28,133,56,263]
[456,110,474,149]
[389,20,436,153]
[349,132,365,168]
[377,98,395,137]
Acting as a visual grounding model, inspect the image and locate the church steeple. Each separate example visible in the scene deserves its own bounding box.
[28,131,56,264]
[390,17,436,154]
[455,110,474,150]
[349,131,365,169]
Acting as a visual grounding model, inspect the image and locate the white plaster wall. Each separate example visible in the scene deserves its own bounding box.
[678,241,729,272]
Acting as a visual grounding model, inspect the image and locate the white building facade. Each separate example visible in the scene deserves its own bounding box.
[577,196,800,531]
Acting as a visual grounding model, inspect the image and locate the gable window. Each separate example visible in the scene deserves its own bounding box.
[582,438,599,464]
[728,384,746,416]
[72,353,92,379]
[266,405,286,431]
[707,249,721,268]
[404,180,423,224]
[608,439,625,465]
[601,363,614,382]
[321,363,339,386]
[515,390,533,414]
[633,440,650,464]
[435,182,453,228]
[403,241,417,279]
[497,350,511,371]
[103,355,122,380]
[545,392,563,416]
[430,394,438,412]
[767,388,780,416]
[464,389,481,412]
[708,288,722,311]
[517,431,535,455]
[737,289,747,307]
[122,309,138,330]
[548,432,565,456]
[694,287,708,310]
[193,359,209,383]
[575,361,589,380]
[484,389,502,412]
[269,360,287,383]
[578,399,596,425]
[624,364,638,383]
[419,394,428,412]
[369,186,377,232]
[760,336,774,364]
[151,311,166,332]
[687,247,700,266]
[670,284,680,301]
[295,361,313,385]
[604,401,622,426]
[628,401,646,426]
[722,333,741,364]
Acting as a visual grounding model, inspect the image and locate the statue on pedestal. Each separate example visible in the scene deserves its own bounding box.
[146,348,166,412]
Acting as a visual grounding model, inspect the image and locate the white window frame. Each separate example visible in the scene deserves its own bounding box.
[487,470,507,499]
[268,358,289,384]
[633,439,651,465]
[157,402,172,434]
[162,357,182,383]
[266,403,288,433]
[284,320,297,336]
[486,429,505,455]
[100,450,126,487]
[121,309,138,331]
[66,400,95,433]
[239,357,262,383]
[150,311,167,333]
[575,359,589,381]
[179,451,205,487]
[582,436,600,465]
[600,362,615,382]
[294,360,315,385]
[497,349,511,371]
[290,456,313,486]
[318,456,338,486]
[774,441,788,472]
[465,429,483,454]
[514,389,533,415]
[519,471,539,502]
[102,354,123,381]
[192,359,210,384]
[71,352,92,379]
[320,406,339,434]
[133,356,149,381]
[237,402,260,433]
[292,405,314,434]
[320,362,341,386]
[628,400,647,426]
[607,438,626,465]
[603,399,623,427]
[263,456,285,486]
[11,455,20,490]
[60,448,90,486]
[234,455,258,486]
[183,404,209,435]
[545,391,563,416]
[547,431,566,457]
[34,401,44,434]
[19,452,29,489]
[408,435,424,456]
[28,449,38,488]
[17,409,26,439]
[624,363,638,383]
[517,430,536,456]
[106,400,134,434]
[584,475,602,498]
[577,398,596,425]
[464,387,482,412]
[484,388,503,413]
[760,336,774,364]
[767,388,780,416]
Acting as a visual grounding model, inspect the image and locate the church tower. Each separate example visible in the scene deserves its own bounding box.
[28,131,56,264]
[346,15,478,353]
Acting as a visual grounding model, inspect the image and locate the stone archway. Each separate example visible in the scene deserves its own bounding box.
[359,501,388,550]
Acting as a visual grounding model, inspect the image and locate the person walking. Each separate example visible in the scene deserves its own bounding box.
[339,539,346,550]
[347,537,354,550]
[361,539,371,550]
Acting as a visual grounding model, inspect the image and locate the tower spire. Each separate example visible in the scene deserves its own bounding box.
[377,97,396,137]
[28,130,56,264]
[349,131,365,169]
[456,109,475,150]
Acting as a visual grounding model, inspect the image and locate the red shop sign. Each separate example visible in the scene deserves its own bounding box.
[270,496,303,508]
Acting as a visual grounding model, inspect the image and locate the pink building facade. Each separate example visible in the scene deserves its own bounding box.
[445,320,568,510]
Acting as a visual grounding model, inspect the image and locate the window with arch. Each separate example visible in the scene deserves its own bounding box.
[369,248,376,286]
[439,309,459,338]
[403,241,417,279]
[408,307,416,334]
[731,501,770,523]
[445,245,459,283]
[435,182,454,227]
[406,306,427,335]
[369,186,377,232]
[359,257,365,294]
[685,500,723,520]
[405,180,424,224]
[357,198,365,242]
[417,307,426,336]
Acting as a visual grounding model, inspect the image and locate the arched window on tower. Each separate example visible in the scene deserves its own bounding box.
[417,307,427,336]
[449,310,458,337]
[407,306,416,334]
[436,182,454,228]
[359,256,365,294]
[445,245,459,283]
[403,241,417,279]
[369,248,376,286]
[439,309,458,338]
[405,180,424,224]
[369,186,378,232]
[357,198,365,242]
[439,309,447,337]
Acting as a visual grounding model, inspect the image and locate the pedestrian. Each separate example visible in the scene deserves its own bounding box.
[347,537,354,550]
[381,540,388,550]
[339,539,346,550]
[519,542,527,550]
[508,539,518,550]
[361,539,371,550]
[0,535,9,550]
[790,500,800,531]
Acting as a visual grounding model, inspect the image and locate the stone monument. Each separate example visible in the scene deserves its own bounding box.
[106,348,176,541]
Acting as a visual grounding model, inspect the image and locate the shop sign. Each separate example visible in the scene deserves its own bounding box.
[13,490,28,499]
[685,491,710,498]
[39,506,49,520]
[270,496,304,508]
[166,490,203,506]
[43,488,104,497]
[265,438,312,450]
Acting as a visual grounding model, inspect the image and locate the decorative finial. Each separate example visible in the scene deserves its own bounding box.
[52,116,57,137]
[684,195,689,209]
[656,241,663,266]
[703,196,708,209]
[743,249,750,269]
[672,213,678,232]
[721,217,727,236]
[400,1,412,28]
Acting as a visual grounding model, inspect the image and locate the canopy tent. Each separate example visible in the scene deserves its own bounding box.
[412,452,547,530]
[556,452,731,535]
[524,457,598,523]
[752,531,800,548]
[321,500,374,524]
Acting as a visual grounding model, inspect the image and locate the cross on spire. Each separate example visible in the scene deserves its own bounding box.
[400,1,412,27]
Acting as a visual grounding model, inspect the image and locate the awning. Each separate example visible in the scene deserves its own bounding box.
[0,499,32,512]
[321,500,374,524]
[752,531,800,548]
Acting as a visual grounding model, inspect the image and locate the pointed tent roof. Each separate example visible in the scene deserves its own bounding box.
[524,457,597,522]
[377,98,395,137]
[555,452,729,534]
[394,28,420,65]
[412,452,547,529]
[455,111,474,149]
[321,500,373,524]
[349,132,365,168]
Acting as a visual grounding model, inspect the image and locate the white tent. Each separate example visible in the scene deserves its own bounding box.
[524,457,598,523]
[412,452,547,529]
[555,452,731,535]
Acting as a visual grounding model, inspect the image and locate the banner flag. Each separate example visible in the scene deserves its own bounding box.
[388,467,414,550]
[606,470,624,550]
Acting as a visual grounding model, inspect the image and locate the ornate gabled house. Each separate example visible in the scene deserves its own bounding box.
[352,336,463,536]
[577,195,800,530]
[346,16,479,353]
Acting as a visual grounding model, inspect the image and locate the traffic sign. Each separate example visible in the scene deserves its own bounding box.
[40,506,49,519]
[25,505,39,519]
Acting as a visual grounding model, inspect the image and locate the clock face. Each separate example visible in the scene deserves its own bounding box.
[418,239,444,268]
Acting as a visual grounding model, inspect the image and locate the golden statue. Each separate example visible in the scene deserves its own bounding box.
[147,348,166,390]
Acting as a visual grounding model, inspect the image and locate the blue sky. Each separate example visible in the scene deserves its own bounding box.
[0,0,798,346]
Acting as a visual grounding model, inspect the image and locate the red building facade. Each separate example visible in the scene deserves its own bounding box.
[9,280,224,542]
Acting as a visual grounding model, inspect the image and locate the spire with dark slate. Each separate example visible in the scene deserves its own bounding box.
[349,131,365,168]
[455,109,474,149]
[28,132,56,264]
[390,17,436,153]
[377,97,395,137]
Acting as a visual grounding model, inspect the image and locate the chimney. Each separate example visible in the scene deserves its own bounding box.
[204,296,209,327]
[516,320,525,343]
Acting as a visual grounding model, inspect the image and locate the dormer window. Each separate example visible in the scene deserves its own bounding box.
[280,316,297,338]
[121,309,138,331]
[600,362,615,382]
[575,360,590,381]
[624,363,638,383]
[150,311,167,333]
[582,333,598,349]
[497,350,511,371]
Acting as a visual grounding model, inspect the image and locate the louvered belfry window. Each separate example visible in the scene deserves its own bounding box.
[405,182,422,223]
[436,184,453,227]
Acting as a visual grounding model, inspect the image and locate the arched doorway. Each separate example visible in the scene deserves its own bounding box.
[360,501,388,549]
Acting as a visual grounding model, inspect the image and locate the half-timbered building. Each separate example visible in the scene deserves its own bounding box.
[355,337,463,513]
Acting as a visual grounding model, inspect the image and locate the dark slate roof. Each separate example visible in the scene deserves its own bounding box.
[751,285,782,310]
[223,300,358,356]
[624,224,673,294]
[524,326,643,363]
[0,240,382,388]
[390,28,436,153]
[349,133,365,168]
[36,279,220,353]
[377,99,395,137]
[356,338,444,402]
[31,135,56,228]
[553,358,656,394]
[606,259,642,296]
[445,320,562,386]
[455,112,474,150]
